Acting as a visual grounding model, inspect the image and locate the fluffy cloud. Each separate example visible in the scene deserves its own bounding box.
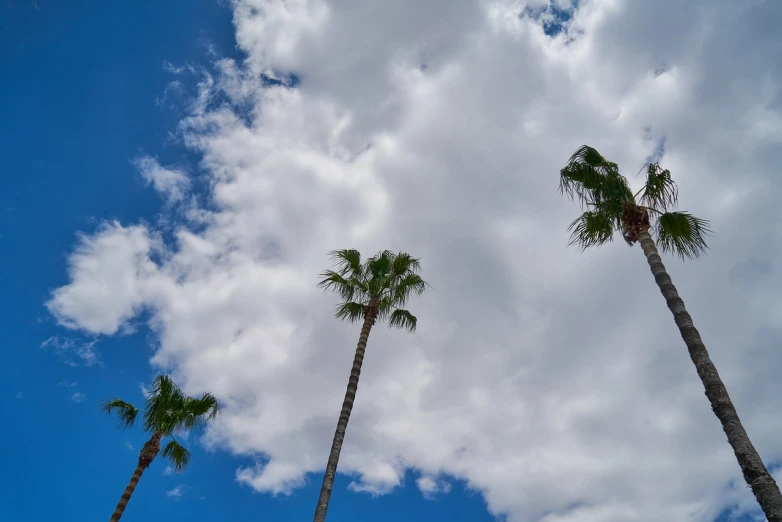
[47,1,782,521]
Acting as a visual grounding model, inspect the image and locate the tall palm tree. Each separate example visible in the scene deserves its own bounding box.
[312,249,427,522]
[101,375,220,522]
[559,145,782,521]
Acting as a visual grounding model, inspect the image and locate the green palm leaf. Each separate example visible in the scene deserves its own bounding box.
[638,163,678,210]
[101,399,139,431]
[567,211,615,249]
[160,439,192,472]
[335,301,366,323]
[388,309,418,332]
[655,211,712,259]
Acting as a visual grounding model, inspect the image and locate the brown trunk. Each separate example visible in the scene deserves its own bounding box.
[313,303,378,522]
[637,229,782,521]
[109,431,162,522]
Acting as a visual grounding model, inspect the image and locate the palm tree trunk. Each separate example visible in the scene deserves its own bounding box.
[637,230,782,521]
[110,431,162,522]
[313,306,378,522]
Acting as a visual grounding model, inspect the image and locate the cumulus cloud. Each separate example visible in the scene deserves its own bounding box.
[134,156,190,202]
[47,1,782,522]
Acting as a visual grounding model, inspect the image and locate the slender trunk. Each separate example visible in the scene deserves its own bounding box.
[637,230,782,521]
[110,431,162,522]
[313,305,378,522]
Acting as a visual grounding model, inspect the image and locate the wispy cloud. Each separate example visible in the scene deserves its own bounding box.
[14,392,25,400]
[166,484,186,500]
[41,336,100,367]
[58,380,78,388]
[163,465,178,476]
[71,392,87,403]
[133,156,190,202]
[124,441,135,451]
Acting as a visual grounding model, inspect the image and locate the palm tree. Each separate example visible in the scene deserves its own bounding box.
[101,375,220,521]
[559,145,782,521]
[312,249,427,522]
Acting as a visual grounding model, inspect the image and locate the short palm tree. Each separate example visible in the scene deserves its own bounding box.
[312,249,427,522]
[559,145,782,521]
[101,375,219,521]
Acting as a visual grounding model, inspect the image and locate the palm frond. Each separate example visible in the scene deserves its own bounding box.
[567,145,617,169]
[317,270,358,302]
[655,211,712,259]
[367,251,393,279]
[390,273,428,307]
[160,439,192,472]
[178,393,220,431]
[143,375,189,435]
[388,309,418,332]
[327,249,363,277]
[567,211,615,250]
[559,146,630,207]
[638,163,678,211]
[100,399,139,431]
[335,301,367,323]
[390,252,421,276]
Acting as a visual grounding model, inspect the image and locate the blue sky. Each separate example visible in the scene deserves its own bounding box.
[1,2,492,521]
[3,1,781,522]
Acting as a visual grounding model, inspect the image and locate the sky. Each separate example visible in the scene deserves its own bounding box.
[2,1,782,522]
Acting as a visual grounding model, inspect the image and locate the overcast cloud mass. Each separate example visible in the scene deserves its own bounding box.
[47,0,782,521]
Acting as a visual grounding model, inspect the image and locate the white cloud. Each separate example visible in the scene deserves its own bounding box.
[133,156,190,202]
[14,392,25,400]
[416,475,452,500]
[71,392,87,403]
[58,380,78,388]
[163,465,178,476]
[125,441,135,451]
[166,484,186,500]
[47,1,782,522]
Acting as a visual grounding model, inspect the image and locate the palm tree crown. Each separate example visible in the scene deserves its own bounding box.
[101,375,220,471]
[318,249,428,330]
[559,145,711,259]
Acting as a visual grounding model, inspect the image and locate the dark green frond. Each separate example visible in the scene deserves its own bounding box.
[160,439,192,472]
[390,273,427,307]
[178,393,220,431]
[327,249,363,277]
[367,251,393,279]
[335,301,366,323]
[567,145,617,169]
[101,399,139,431]
[317,270,359,302]
[639,163,678,211]
[388,309,418,332]
[655,211,712,260]
[390,252,422,276]
[143,375,184,434]
[559,146,633,207]
[567,211,615,250]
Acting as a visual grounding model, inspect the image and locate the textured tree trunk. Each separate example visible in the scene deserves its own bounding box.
[313,305,378,522]
[637,230,782,521]
[110,431,162,522]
